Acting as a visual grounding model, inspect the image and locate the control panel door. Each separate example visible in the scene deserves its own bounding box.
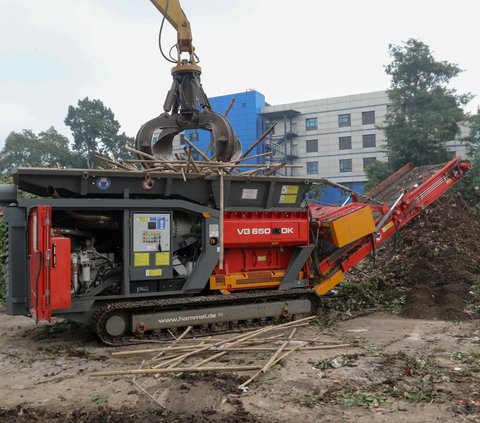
[28,206,52,322]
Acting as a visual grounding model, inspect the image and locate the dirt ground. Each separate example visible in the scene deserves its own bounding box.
[1,307,479,423]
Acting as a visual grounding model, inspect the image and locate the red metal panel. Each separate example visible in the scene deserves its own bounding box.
[223,211,309,248]
[50,237,72,310]
[314,158,472,281]
[28,206,52,323]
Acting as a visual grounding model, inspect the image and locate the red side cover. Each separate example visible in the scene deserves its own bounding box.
[29,206,71,323]
[50,237,72,311]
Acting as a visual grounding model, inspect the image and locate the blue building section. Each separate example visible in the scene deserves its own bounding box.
[185,90,265,164]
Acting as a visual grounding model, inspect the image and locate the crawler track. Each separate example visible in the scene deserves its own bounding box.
[93,289,318,345]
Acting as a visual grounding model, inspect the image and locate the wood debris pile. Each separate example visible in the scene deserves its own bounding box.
[94,124,302,179]
[90,316,349,401]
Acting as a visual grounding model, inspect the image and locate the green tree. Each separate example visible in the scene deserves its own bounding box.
[364,160,392,192]
[64,97,133,167]
[0,127,83,175]
[459,110,480,203]
[383,39,471,170]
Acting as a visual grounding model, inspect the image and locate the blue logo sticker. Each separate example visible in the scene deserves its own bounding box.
[96,177,111,190]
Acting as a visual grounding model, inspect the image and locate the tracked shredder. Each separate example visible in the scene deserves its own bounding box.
[0,158,470,344]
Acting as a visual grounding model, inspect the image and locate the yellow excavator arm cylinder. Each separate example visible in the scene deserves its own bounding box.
[150,0,194,55]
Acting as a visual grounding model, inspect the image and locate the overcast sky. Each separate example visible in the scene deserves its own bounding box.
[0,0,479,148]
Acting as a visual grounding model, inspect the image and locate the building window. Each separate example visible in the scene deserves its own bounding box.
[339,136,352,150]
[339,159,352,173]
[189,130,199,142]
[338,113,351,127]
[306,139,318,153]
[305,117,317,131]
[362,111,375,125]
[363,157,376,169]
[362,134,376,148]
[306,161,318,174]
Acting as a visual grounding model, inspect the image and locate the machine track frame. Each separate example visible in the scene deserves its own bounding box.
[93,289,318,345]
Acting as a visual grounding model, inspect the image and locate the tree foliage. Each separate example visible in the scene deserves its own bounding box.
[459,110,480,203]
[383,39,471,170]
[364,160,392,192]
[0,127,84,175]
[65,97,133,166]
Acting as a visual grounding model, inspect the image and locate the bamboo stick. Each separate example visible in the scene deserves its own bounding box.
[94,154,133,171]
[133,161,302,169]
[152,342,211,369]
[152,325,275,369]
[238,328,297,389]
[125,145,179,172]
[264,162,286,176]
[234,152,272,164]
[224,98,236,117]
[240,123,277,159]
[149,326,192,362]
[184,147,201,173]
[133,380,166,408]
[261,328,297,373]
[181,135,212,162]
[114,343,349,357]
[185,147,192,172]
[91,365,262,378]
[237,336,322,390]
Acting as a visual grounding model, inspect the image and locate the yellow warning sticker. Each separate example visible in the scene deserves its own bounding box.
[381,221,394,233]
[279,194,297,204]
[137,216,148,222]
[281,185,299,195]
[146,269,162,277]
[155,252,170,266]
[134,252,150,267]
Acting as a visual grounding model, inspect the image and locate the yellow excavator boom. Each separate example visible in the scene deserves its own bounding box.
[149,0,194,56]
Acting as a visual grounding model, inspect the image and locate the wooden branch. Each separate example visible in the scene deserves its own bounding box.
[125,145,180,172]
[181,135,212,162]
[185,147,192,172]
[261,328,297,373]
[149,326,192,362]
[94,153,133,171]
[233,152,272,164]
[133,380,166,408]
[224,98,236,117]
[240,123,277,159]
[264,162,286,176]
[91,365,262,378]
[114,343,350,357]
[238,328,297,389]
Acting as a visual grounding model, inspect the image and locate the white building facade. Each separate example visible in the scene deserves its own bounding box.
[260,91,466,189]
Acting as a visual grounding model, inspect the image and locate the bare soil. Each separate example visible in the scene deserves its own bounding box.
[1,308,479,422]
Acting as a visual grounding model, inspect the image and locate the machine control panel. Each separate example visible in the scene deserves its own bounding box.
[133,214,170,252]
[130,212,173,283]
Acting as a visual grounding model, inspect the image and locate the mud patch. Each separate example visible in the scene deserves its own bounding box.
[0,405,265,423]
